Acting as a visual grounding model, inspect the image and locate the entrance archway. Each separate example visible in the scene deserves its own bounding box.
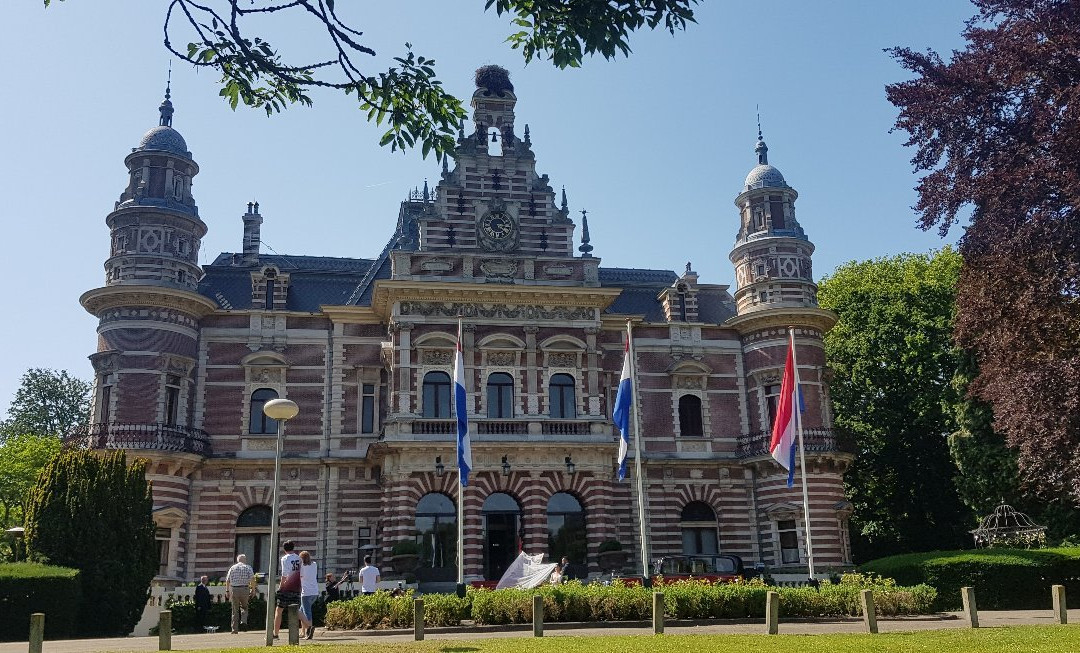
[482,492,521,580]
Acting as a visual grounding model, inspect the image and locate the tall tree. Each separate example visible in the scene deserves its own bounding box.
[0,434,61,531]
[887,0,1080,505]
[45,0,699,160]
[1,369,90,441]
[24,449,157,637]
[818,249,972,561]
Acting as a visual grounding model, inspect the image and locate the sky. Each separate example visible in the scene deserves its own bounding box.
[0,0,974,415]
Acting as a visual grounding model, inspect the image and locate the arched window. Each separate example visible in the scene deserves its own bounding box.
[235,505,272,574]
[486,372,514,418]
[249,388,279,434]
[678,395,703,436]
[422,371,452,418]
[416,493,457,572]
[680,501,718,555]
[548,374,576,419]
[547,492,586,568]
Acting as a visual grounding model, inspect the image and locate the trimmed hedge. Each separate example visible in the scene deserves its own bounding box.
[324,575,935,630]
[860,547,1080,610]
[0,563,81,641]
[158,596,267,634]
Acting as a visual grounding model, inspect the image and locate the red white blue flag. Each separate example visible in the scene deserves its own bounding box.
[613,339,633,481]
[769,336,800,487]
[454,321,473,486]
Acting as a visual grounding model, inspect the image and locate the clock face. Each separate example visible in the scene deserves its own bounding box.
[481,211,515,240]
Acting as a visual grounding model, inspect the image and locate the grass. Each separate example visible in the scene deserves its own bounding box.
[162,626,1078,653]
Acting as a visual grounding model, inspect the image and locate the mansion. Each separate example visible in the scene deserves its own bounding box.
[74,67,853,586]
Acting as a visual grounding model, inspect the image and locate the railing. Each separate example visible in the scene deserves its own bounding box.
[541,420,593,436]
[737,428,847,458]
[397,418,602,438]
[65,423,211,456]
[412,420,456,435]
[476,420,529,435]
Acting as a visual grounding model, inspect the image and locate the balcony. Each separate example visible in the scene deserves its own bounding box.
[65,423,211,457]
[387,418,607,441]
[737,428,849,458]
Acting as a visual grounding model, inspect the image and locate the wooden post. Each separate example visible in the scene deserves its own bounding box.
[860,589,878,634]
[652,592,664,635]
[766,591,779,635]
[961,586,979,628]
[28,613,44,653]
[1052,585,1067,625]
[158,611,172,651]
[287,604,299,645]
[532,594,544,637]
[414,598,425,641]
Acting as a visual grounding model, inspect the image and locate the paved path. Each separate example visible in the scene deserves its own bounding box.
[6,610,1076,652]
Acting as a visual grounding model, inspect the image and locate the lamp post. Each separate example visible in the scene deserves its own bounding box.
[261,398,299,647]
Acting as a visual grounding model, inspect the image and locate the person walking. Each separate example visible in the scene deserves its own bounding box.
[225,555,254,634]
[274,540,302,638]
[194,576,212,630]
[299,551,318,639]
[359,555,380,595]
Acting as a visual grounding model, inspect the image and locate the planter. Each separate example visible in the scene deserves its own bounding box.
[390,554,420,576]
[597,550,629,573]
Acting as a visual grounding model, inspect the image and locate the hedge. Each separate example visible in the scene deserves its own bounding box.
[324,575,935,630]
[859,547,1080,610]
[155,596,267,634]
[0,563,82,641]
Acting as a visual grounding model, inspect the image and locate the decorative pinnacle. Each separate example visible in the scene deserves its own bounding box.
[560,186,568,213]
[158,65,175,127]
[422,178,430,202]
[442,156,449,175]
[755,105,768,165]
[578,208,594,257]
[523,124,531,146]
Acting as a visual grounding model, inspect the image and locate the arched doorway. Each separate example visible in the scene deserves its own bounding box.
[235,505,272,574]
[482,492,521,580]
[547,492,586,574]
[415,493,457,582]
[680,501,719,555]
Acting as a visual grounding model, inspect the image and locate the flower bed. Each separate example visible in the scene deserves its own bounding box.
[323,575,935,630]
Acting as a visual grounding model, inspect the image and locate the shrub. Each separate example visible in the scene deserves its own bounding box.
[598,540,623,553]
[0,563,81,641]
[24,450,157,636]
[156,596,267,634]
[860,547,1080,610]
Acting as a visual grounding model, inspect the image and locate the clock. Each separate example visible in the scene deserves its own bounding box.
[477,210,518,251]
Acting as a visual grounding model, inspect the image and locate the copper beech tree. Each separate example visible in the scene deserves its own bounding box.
[887,0,1080,504]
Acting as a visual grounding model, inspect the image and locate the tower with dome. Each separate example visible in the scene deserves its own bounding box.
[72,69,852,590]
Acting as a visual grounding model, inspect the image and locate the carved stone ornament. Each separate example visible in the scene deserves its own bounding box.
[487,351,517,366]
[90,352,120,374]
[674,375,704,389]
[162,355,195,376]
[543,265,573,277]
[479,259,518,277]
[421,258,453,273]
[547,352,577,367]
[421,350,453,366]
[399,301,594,322]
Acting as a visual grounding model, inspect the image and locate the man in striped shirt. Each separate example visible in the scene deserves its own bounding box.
[225,554,255,633]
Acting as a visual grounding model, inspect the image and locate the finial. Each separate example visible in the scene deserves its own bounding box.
[158,64,175,127]
[578,208,594,257]
[442,156,449,175]
[423,178,430,202]
[560,186,568,213]
[755,105,768,165]
[686,261,692,274]
[253,201,260,214]
[523,124,531,146]
[756,104,762,142]
[247,201,254,214]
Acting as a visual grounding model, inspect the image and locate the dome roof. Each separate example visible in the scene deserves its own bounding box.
[137,125,190,157]
[744,164,786,190]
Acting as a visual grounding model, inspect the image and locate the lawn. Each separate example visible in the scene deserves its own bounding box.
[191,626,1076,653]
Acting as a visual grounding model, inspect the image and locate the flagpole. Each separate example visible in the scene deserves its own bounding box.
[626,320,650,581]
[789,327,817,579]
[456,318,466,590]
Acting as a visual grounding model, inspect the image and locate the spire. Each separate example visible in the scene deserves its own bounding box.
[578,208,594,257]
[159,64,174,127]
[755,108,768,165]
[441,156,449,176]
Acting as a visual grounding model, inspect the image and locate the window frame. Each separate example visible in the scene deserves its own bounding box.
[422,371,452,419]
[248,388,279,434]
[486,372,515,419]
[678,394,704,436]
[548,373,577,419]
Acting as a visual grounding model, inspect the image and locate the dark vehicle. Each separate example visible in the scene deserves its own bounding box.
[613,554,749,586]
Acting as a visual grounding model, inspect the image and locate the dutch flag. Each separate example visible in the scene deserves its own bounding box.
[612,338,633,482]
[454,321,473,486]
[769,334,803,488]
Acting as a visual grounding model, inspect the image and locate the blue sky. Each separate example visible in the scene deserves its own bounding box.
[0,1,972,414]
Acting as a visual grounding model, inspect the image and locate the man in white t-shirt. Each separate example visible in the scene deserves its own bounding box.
[273,540,302,638]
[359,555,380,595]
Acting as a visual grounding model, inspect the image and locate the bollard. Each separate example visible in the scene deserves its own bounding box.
[860,589,878,634]
[766,591,779,635]
[29,613,44,653]
[414,598,425,641]
[158,610,172,651]
[1052,585,1067,625]
[652,592,664,635]
[287,604,299,645]
[533,594,544,637]
[960,586,979,628]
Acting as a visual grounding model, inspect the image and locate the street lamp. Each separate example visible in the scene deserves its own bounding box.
[435,456,445,477]
[564,455,576,475]
[501,455,511,476]
[262,398,298,647]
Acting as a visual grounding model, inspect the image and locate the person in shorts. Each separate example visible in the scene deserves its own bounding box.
[273,540,302,638]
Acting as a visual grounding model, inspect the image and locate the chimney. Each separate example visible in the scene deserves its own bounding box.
[242,201,262,265]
